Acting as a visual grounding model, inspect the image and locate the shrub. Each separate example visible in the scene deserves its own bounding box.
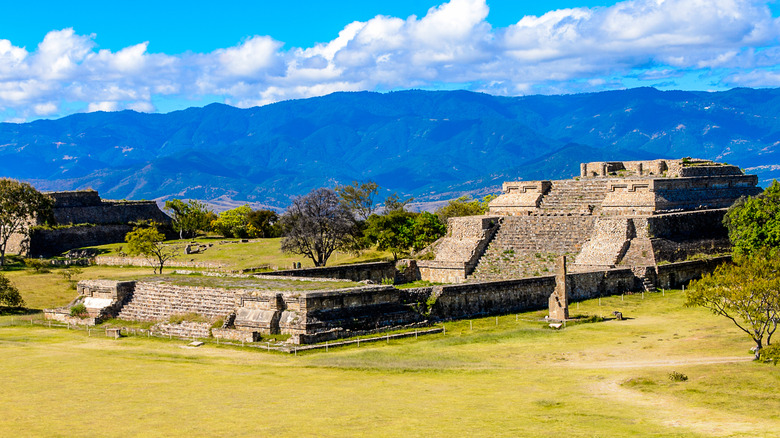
[380,277,395,285]
[0,274,24,307]
[759,344,780,365]
[70,303,88,318]
[668,371,688,382]
[24,258,50,273]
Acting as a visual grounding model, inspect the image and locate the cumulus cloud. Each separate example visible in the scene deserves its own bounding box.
[1,0,780,121]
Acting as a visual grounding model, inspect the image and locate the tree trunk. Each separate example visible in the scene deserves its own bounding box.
[755,340,763,360]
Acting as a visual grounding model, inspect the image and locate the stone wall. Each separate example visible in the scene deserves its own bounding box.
[26,224,134,258]
[94,255,226,270]
[151,321,212,339]
[655,256,730,289]
[47,190,171,225]
[263,261,396,283]
[53,258,728,344]
[117,281,240,321]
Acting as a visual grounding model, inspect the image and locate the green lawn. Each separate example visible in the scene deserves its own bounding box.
[86,237,394,270]
[1,289,778,437]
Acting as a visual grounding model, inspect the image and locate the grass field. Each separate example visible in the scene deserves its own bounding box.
[87,237,394,270]
[2,287,779,437]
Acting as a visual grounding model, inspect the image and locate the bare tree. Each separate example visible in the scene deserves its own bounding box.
[280,188,356,267]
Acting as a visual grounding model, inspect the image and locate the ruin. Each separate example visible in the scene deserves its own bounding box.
[46,158,758,345]
[9,189,171,258]
[419,158,760,283]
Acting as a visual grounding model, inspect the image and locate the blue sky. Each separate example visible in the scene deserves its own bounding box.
[1,0,779,122]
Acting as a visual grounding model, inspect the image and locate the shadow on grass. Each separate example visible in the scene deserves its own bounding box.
[0,306,42,316]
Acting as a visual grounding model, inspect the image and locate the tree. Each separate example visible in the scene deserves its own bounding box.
[336,181,379,220]
[383,193,414,213]
[364,210,415,261]
[0,179,53,267]
[364,211,446,260]
[210,205,253,238]
[724,180,780,257]
[686,251,780,359]
[164,199,212,239]
[247,209,281,238]
[125,226,179,274]
[0,273,24,307]
[280,188,356,266]
[410,212,446,251]
[435,194,496,224]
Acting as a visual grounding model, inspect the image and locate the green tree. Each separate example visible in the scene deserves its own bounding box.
[280,188,356,266]
[686,251,780,360]
[211,205,253,238]
[247,209,281,238]
[0,179,53,267]
[435,194,496,224]
[336,181,379,220]
[164,199,212,239]
[125,226,179,274]
[410,212,447,251]
[0,273,24,307]
[383,193,414,213]
[364,210,415,261]
[724,180,780,257]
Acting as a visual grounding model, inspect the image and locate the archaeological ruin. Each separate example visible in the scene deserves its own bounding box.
[9,189,171,258]
[46,158,760,345]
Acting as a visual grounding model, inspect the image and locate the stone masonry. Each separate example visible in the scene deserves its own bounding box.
[420,158,760,283]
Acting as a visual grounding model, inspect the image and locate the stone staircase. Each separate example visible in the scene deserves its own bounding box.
[117,282,238,322]
[469,216,595,281]
[640,275,657,292]
[537,180,609,214]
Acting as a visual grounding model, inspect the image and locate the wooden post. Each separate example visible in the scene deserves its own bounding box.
[470,321,472,330]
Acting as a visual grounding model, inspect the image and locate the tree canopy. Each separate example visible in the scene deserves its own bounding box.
[724,180,780,257]
[210,205,281,239]
[364,210,445,261]
[164,199,212,239]
[125,225,179,274]
[336,181,378,220]
[280,188,356,267]
[687,250,780,359]
[435,195,496,224]
[0,179,53,267]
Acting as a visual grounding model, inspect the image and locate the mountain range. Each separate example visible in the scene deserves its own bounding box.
[1,87,778,211]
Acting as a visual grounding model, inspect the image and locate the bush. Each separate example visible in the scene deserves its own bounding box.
[24,258,50,273]
[759,344,780,365]
[0,274,24,307]
[668,371,688,382]
[70,303,88,318]
[380,277,395,285]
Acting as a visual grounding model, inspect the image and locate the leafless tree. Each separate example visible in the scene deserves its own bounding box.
[280,188,356,267]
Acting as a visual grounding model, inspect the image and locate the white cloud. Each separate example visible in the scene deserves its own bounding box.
[1,0,780,122]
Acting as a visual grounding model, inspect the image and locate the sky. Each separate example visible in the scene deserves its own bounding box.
[1,0,780,122]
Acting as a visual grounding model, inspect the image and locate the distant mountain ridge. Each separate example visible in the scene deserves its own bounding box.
[1,87,778,210]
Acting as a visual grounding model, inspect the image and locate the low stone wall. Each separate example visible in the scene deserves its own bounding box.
[263,261,395,283]
[212,328,260,342]
[656,256,730,289]
[94,256,225,270]
[151,321,212,339]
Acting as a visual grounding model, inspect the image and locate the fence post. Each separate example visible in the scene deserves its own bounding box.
[470,321,472,331]
[495,316,498,326]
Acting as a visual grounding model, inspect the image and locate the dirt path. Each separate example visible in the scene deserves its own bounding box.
[585,356,776,437]
[568,355,753,369]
